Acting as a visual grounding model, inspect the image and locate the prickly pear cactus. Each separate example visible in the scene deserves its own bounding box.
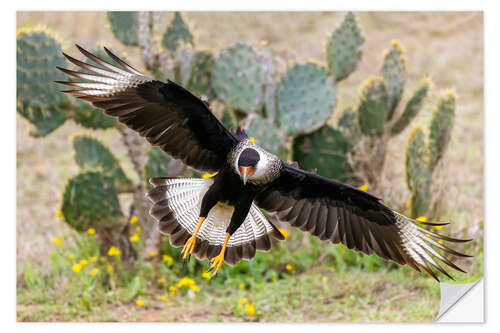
[357,77,389,136]
[145,146,172,189]
[293,125,350,181]
[187,50,214,98]
[162,12,194,54]
[107,12,140,46]
[277,63,336,135]
[73,135,132,193]
[259,48,278,123]
[381,40,406,119]
[326,12,364,82]
[16,28,70,137]
[337,106,361,148]
[428,91,456,169]
[221,108,238,131]
[405,127,431,218]
[244,114,287,158]
[212,42,265,113]
[61,171,124,232]
[391,77,430,136]
[72,101,117,129]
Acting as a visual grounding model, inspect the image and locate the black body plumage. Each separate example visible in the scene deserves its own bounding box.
[55,45,472,280]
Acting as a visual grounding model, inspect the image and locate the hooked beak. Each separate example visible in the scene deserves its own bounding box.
[239,166,253,185]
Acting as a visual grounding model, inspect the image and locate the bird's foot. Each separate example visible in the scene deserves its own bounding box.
[208,252,225,278]
[181,236,196,260]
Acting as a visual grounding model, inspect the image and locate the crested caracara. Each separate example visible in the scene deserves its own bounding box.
[56,45,471,279]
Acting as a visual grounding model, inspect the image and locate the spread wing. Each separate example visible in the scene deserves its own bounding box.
[255,163,471,281]
[56,45,237,172]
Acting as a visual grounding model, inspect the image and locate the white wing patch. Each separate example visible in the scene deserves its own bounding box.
[159,178,274,247]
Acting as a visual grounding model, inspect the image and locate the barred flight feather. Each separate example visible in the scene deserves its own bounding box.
[146,177,282,265]
[56,45,238,173]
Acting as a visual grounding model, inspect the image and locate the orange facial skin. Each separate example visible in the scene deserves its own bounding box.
[239,166,255,185]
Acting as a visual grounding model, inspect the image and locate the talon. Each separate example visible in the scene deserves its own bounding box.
[181,236,197,259]
[209,253,225,277]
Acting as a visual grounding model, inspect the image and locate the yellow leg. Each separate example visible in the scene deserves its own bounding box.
[181,217,205,259]
[209,233,230,278]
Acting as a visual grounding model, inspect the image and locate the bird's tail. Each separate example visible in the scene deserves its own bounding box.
[146,177,284,265]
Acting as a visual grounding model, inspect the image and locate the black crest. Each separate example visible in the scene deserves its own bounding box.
[238,148,260,167]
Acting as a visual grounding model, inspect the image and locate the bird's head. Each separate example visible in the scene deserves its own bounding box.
[237,148,260,185]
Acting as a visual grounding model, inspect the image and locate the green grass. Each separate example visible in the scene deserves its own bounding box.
[16,225,482,322]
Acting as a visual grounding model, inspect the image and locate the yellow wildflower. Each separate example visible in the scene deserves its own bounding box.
[130,233,139,243]
[79,259,89,266]
[438,240,443,244]
[68,254,75,260]
[107,264,114,273]
[87,228,96,235]
[90,256,98,262]
[163,255,173,264]
[246,303,255,317]
[190,284,200,292]
[72,263,82,273]
[157,277,166,285]
[285,264,293,271]
[435,225,444,230]
[202,271,211,279]
[160,295,166,301]
[130,216,139,224]
[358,184,368,191]
[169,285,177,296]
[90,268,99,276]
[56,209,63,218]
[239,283,245,290]
[249,137,256,144]
[136,226,141,233]
[53,237,62,246]
[416,216,427,222]
[149,250,158,257]
[279,229,290,239]
[177,277,195,288]
[239,298,247,304]
[136,299,144,307]
[107,246,121,257]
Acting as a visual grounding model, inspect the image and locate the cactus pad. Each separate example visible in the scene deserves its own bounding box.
[162,12,194,54]
[357,77,389,136]
[259,48,278,123]
[187,50,214,98]
[391,78,430,136]
[428,91,456,169]
[293,125,350,182]
[145,146,172,188]
[221,108,238,131]
[61,171,124,232]
[406,127,431,218]
[244,114,287,158]
[326,12,364,82]
[277,63,336,135]
[337,106,361,148]
[16,28,70,137]
[107,12,140,46]
[212,42,265,113]
[72,101,117,129]
[381,40,406,119]
[73,135,132,193]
